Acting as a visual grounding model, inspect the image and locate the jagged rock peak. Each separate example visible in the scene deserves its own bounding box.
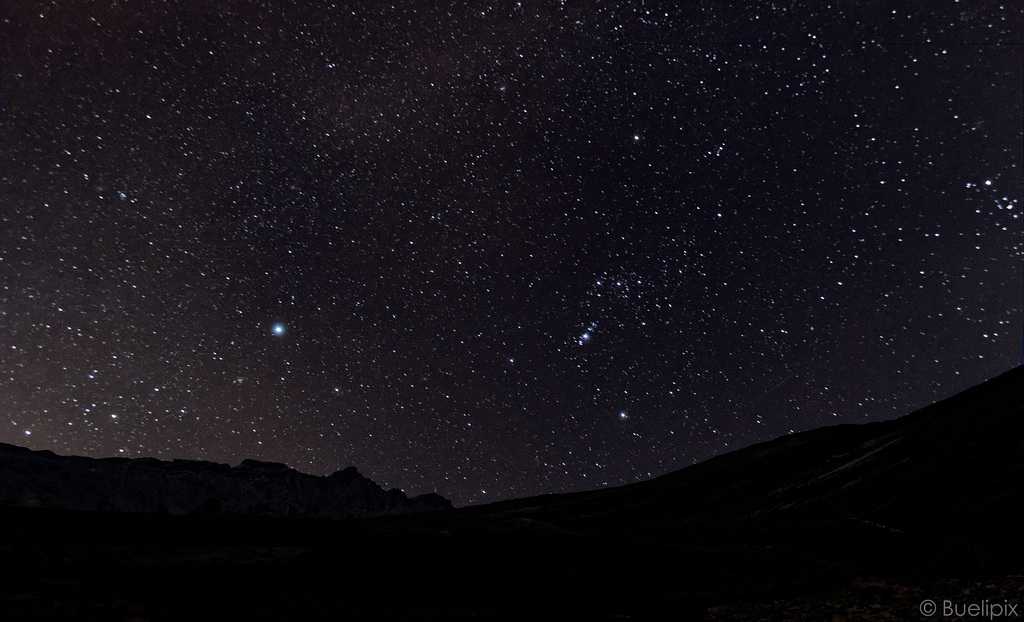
[0,443,453,518]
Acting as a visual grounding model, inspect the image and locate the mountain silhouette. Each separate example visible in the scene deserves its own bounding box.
[0,445,451,518]
[428,362,1023,549]
[1,365,1020,620]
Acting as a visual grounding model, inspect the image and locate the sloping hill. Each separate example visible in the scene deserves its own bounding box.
[427,364,1024,546]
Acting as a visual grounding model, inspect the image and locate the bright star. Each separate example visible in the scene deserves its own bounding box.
[272,323,286,336]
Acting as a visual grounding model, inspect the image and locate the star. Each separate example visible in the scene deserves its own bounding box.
[272,323,286,336]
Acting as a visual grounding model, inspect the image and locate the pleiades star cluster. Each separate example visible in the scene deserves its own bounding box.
[2,2,1021,506]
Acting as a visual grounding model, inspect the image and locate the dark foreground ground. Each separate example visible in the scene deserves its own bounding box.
[0,504,1020,621]
[3,366,1023,620]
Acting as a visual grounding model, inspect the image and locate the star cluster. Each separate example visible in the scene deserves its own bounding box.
[1,2,1021,506]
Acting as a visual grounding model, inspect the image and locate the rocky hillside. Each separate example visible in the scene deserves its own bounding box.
[0,444,451,518]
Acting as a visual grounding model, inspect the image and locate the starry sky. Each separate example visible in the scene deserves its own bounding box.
[2,2,1021,507]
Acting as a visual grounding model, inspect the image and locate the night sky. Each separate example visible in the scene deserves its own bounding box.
[2,2,1021,507]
